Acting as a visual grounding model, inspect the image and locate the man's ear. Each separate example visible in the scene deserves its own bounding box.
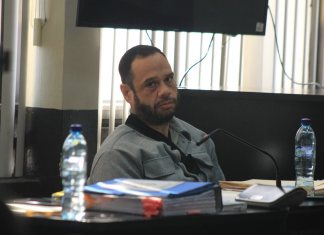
[120,84,133,103]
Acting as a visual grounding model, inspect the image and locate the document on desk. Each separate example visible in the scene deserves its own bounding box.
[84,178,217,197]
[220,179,324,196]
[221,190,247,212]
[220,179,309,208]
[6,198,61,217]
[84,178,222,217]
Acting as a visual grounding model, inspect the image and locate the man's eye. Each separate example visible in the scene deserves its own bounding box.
[166,76,175,84]
[146,81,158,88]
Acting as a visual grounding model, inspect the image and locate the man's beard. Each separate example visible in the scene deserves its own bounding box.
[133,93,177,125]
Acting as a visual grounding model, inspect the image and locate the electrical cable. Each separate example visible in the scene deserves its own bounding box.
[268,6,324,89]
[145,30,154,46]
[144,32,231,88]
[178,34,215,87]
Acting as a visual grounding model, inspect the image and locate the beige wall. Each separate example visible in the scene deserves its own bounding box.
[24,0,100,110]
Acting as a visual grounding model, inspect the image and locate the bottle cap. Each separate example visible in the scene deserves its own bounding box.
[301,118,311,126]
[70,124,83,132]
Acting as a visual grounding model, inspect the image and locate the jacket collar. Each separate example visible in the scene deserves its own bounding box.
[125,113,173,145]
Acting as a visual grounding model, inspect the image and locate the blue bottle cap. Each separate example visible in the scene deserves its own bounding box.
[70,124,83,132]
[301,118,311,126]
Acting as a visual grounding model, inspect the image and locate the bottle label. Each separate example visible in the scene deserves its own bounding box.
[67,156,83,163]
[295,146,313,158]
[62,155,86,171]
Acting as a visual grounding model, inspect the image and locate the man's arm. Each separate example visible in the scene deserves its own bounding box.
[206,138,225,181]
[87,149,143,184]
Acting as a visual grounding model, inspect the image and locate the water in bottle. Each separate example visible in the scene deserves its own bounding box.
[295,118,316,196]
[60,124,87,220]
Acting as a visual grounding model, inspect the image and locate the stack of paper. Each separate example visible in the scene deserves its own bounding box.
[6,198,61,218]
[220,179,324,196]
[84,178,221,218]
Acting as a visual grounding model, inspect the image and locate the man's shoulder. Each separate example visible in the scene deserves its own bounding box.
[171,116,207,141]
[101,124,137,146]
[101,123,155,148]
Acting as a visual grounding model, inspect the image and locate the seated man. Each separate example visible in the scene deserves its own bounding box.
[88,45,225,184]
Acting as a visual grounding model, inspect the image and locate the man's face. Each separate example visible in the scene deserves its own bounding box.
[127,53,178,125]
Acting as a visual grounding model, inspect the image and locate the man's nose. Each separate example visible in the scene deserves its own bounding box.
[158,82,172,97]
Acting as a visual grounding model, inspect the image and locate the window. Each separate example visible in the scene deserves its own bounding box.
[98,1,320,143]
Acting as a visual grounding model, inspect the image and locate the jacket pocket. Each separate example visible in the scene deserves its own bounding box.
[143,156,175,179]
[190,152,216,181]
[190,152,213,167]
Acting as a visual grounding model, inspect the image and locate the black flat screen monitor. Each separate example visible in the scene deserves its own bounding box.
[76,0,269,36]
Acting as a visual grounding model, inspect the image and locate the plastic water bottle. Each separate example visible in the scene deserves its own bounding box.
[295,118,316,196]
[60,124,87,220]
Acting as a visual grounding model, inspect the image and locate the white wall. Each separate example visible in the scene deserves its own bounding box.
[24,0,100,110]
[62,0,100,110]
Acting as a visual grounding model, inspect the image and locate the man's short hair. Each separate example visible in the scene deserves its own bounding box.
[118,45,166,87]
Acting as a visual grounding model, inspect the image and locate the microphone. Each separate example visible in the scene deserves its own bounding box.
[197,128,307,208]
[196,128,282,189]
